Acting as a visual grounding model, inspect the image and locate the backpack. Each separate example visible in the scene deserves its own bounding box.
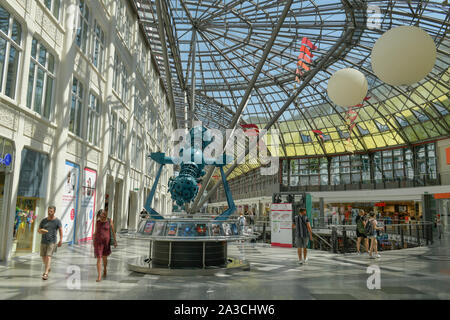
[357,217,365,234]
[365,219,374,235]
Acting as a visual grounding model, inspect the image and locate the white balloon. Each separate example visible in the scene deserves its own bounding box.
[371,26,436,86]
[327,68,368,107]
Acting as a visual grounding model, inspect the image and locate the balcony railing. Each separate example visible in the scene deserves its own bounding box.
[247,218,434,253]
[281,172,447,193]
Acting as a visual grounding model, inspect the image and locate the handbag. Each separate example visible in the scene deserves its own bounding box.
[108,218,115,247]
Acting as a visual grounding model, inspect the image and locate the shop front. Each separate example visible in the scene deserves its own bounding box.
[321,200,423,226]
[14,148,49,257]
[0,137,14,261]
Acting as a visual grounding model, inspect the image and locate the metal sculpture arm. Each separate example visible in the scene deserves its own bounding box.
[150,152,175,165]
[143,160,165,220]
[214,166,237,221]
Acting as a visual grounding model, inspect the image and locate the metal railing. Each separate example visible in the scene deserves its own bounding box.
[248,217,434,253]
[280,172,448,193]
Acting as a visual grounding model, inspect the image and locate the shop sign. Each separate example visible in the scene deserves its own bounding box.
[374,202,386,207]
[0,153,12,166]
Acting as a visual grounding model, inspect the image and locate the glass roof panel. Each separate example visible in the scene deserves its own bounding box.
[133,0,449,182]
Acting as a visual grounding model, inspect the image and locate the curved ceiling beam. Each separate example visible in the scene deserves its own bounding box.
[194,28,356,210]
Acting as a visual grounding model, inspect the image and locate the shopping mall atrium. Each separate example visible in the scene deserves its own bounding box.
[0,0,449,302]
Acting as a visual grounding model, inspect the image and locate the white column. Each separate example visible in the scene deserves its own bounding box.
[96,3,116,215]
[48,0,78,234]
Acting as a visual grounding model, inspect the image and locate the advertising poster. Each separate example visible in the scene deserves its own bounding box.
[222,223,232,236]
[143,221,155,234]
[77,168,97,242]
[178,223,195,237]
[271,203,293,248]
[61,161,80,244]
[210,223,222,236]
[195,224,207,236]
[153,222,166,236]
[167,223,178,236]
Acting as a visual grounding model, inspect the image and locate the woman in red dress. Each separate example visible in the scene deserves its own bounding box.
[93,209,117,282]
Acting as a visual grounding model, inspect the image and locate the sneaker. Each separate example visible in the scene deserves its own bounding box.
[298,260,304,265]
[356,252,361,255]
[369,255,376,259]
[375,254,381,258]
[304,257,309,263]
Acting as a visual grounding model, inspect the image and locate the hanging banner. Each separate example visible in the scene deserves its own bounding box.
[61,161,80,244]
[271,203,293,248]
[77,168,97,242]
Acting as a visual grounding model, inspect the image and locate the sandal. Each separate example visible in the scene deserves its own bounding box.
[42,274,48,280]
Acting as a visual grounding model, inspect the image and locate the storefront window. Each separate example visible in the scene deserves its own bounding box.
[15,148,49,256]
[282,160,288,186]
[14,198,38,253]
[0,4,22,100]
[320,158,328,185]
[69,76,84,137]
[27,38,55,119]
[405,149,414,180]
[331,157,340,185]
[280,142,438,188]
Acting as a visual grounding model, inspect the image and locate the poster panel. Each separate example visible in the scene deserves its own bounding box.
[77,168,97,242]
[271,203,293,248]
[61,161,80,244]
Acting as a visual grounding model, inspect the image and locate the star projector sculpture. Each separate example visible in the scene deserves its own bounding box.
[144,126,236,220]
[125,126,252,274]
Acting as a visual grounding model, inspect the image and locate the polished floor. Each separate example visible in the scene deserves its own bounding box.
[0,233,449,300]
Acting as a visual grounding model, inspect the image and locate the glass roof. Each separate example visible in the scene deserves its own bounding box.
[133,0,449,180]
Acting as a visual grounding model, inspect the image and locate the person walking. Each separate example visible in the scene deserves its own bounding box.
[344,209,351,225]
[367,212,384,259]
[93,209,117,282]
[139,207,149,219]
[436,214,444,240]
[238,213,246,234]
[295,208,313,264]
[355,210,369,255]
[37,206,63,280]
[248,210,255,226]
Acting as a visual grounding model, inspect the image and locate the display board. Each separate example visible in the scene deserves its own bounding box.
[77,168,97,242]
[61,161,80,244]
[271,203,293,248]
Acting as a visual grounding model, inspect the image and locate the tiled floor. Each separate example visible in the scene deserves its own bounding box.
[0,234,449,300]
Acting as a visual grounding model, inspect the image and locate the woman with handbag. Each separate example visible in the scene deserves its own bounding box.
[93,209,117,282]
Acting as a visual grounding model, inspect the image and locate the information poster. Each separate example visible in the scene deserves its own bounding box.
[61,161,80,244]
[271,203,293,248]
[77,168,97,242]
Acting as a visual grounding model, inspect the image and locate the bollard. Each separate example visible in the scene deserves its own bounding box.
[416,225,420,246]
[331,226,337,253]
[400,227,404,248]
[342,227,347,254]
[428,224,433,244]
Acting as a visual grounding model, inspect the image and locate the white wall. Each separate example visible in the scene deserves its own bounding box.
[437,138,450,185]
[0,0,175,261]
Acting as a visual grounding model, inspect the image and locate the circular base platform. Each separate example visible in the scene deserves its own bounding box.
[128,256,250,276]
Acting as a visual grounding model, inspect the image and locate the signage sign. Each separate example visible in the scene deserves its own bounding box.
[61,161,80,244]
[77,168,97,242]
[375,202,386,207]
[270,203,293,248]
[0,153,11,166]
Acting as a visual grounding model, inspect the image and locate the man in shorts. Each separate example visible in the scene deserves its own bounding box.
[295,208,313,264]
[355,210,369,254]
[38,206,63,280]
